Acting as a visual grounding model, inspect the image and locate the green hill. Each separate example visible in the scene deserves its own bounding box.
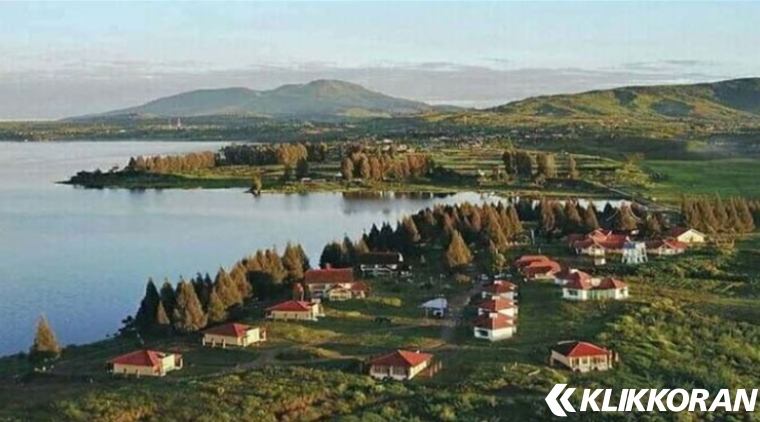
[79,80,437,120]
[492,78,760,121]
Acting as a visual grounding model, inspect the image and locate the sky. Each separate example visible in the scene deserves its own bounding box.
[1,1,759,119]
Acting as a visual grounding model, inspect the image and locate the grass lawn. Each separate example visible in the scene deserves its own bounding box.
[642,158,760,202]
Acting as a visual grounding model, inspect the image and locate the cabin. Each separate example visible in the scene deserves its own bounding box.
[202,323,266,348]
[549,341,616,372]
[666,227,706,244]
[357,252,407,277]
[646,239,687,256]
[303,268,369,301]
[265,300,324,321]
[481,280,517,300]
[553,268,593,286]
[562,277,629,301]
[569,229,632,256]
[472,313,517,341]
[109,350,183,377]
[367,349,436,380]
[476,297,518,318]
[520,259,561,280]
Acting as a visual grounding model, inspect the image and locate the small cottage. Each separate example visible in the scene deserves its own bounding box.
[202,323,266,348]
[265,300,324,321]
[303,268,369,300]
[562,277,628,301]
[666,227,706,244]
[476,297,518,318]
[472,313,517,341]
[549,341,616,372]
[109,350,183,377]
[367,349,436,380]
[481,280,517,300]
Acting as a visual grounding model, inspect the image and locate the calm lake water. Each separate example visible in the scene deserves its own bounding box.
[0,141,499,356]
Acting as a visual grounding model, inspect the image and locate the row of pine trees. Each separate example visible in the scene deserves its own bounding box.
[681,196,756,234]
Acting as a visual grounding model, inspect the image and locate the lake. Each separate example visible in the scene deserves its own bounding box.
[0,141,500,356]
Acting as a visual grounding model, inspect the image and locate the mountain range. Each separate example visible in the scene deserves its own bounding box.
[73,77,760,123]
[491,77,760,120]
[78,80,437,121]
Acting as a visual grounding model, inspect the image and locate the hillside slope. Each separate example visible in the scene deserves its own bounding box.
[492,78,760,120]
[82,80,435,120]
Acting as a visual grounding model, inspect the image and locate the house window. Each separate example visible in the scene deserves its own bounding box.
[475,329,489,337]
[392,367,406,376]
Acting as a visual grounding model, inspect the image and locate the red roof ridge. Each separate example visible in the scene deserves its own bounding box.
[369,349,433,368]
[203,322,254,338]
[266,300,314,312]
[552,341,610,357]
[110,349,177,367]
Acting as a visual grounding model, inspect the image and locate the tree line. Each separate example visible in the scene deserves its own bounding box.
[681,196,757,235]
[501,150,578,182]
[218,143,329,167]
[126,151,217,173]
[340,150,434,182]
[130,243,310,335]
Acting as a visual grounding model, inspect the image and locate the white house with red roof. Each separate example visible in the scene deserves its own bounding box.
[202,323,266,348]
[666,227,706,244]
[367,349,436,380]
[549,341,616,372]
[472,313,517,341]
[514,255,561,280]
[265,300,324,321]
[646,239,687,256]
[477,297,518,318]
[303,268,369,301]
[109,350,183,377]
[562,277,629,301]
[481,279,517,300]
[553,268,593,286]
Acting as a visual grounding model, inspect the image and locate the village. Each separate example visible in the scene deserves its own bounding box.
[90,221,707,383]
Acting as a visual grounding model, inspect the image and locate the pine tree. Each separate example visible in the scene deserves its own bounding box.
[341,158,354,181]
[159,279,177,317]
[282,242,307,282]
[445,230,473,270]
[155,301,172,336]
[230,265,251,300]
[563,201,583,233]
[30,315,61,363]
[506,205,523,237]
[135,278,160,332]
[172,280,208,333]
[539,200,556,235]
[642,215,662,239]
[537,153,557,179]
[613,205,639,232]
[206,289,227,324]
[726,198,742,233]
[737,198,756,233]
[582,204,600,231]
[567,155,579,179]
[713,195,728,232]
[214,268,242,308]
[295,158,310,179]
[486,240,507,275]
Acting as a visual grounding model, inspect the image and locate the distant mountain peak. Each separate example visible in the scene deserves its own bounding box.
[77,80,437,121]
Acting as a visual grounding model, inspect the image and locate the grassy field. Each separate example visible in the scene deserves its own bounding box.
[642,158,760,202]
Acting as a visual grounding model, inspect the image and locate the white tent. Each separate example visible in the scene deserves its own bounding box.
[420,298,448,316]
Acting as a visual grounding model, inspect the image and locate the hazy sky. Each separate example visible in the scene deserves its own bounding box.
[2,1,759,119]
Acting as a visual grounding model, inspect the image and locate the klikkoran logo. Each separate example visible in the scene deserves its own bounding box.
[545,384,758,417]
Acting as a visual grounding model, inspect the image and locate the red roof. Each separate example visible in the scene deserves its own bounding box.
[521,260,561,277]
[203,322,253,338]
[266,300,314,312]
[110,350,177,367]
[596,277,628,290]
[647,239,688,250]
[514,255,550,267]
[666,227,692,237]
[349,281,370,292]
[555,269,592,283]
[477,297,517,312]
[483,282,516,295]
[304,268,355,284]
[564,277,593,290]
[473,314,515,330]
[369,349,433,368]
[552,341,610,358]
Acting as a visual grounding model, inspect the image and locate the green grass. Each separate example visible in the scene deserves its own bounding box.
[643,158,760,202]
